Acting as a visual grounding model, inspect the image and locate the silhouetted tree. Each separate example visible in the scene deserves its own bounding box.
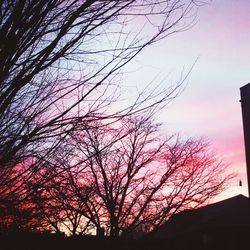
[55,116,231,238]
[0,0,201,212]
[28,167,95,235]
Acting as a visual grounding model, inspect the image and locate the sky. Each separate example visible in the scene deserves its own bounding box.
[123,0,250,199]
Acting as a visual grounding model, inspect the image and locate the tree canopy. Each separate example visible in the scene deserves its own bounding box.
[0,0,232,238]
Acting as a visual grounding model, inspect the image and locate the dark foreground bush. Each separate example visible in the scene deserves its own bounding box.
[0,232,161,250]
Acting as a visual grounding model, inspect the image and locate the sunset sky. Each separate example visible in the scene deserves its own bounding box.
[124,0,250,199]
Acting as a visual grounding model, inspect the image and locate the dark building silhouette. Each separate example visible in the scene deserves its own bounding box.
[149,195,250,250]
[240,83,250,197]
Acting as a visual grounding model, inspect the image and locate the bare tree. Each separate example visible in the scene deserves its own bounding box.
[29,166,95,236]
[0,0,199,166]
[57,116,231,238]
[0,0,201,211]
